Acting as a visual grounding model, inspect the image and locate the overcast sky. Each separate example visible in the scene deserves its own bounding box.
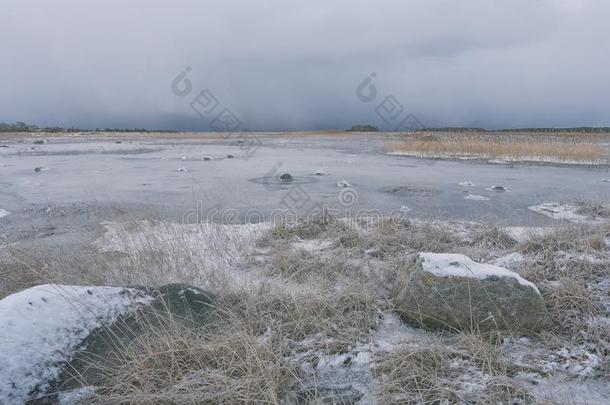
[1,0,609,130]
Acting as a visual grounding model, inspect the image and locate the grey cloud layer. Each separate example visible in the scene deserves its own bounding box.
[1,0,608,129]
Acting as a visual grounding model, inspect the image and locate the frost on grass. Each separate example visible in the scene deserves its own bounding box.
[0,284,152,403]
[8,214,609,403]
[94,220,267,289]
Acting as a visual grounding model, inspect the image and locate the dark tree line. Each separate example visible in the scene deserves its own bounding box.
[0,122,174,133]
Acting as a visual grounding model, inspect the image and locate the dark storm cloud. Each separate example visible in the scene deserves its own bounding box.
[1,0,609,130]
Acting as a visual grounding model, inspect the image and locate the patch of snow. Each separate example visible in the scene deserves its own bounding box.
[314,169,326,176]
[0,284,152,403]
[57,386,95,405]
[485,185,509,192]
[458,181,475,187]
[0,209,9,219]
[602,178,610,183]
[502,226,551,243]
[400,205,411,213]
[374,313,427,350]
[464,194,490,201]
[528,202,592,224]
[418,252,540,293]
[491,252,525,269]
[293,238,333,252]
[337,180,351,188]
[177,166,188,172]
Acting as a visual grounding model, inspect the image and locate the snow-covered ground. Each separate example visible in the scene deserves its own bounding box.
[0,284,152,403]
[419,252,539,292]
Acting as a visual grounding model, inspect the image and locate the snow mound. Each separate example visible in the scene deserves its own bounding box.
[502,226,551,243]
[337,180,351,188]
[491,252,525,269]
[0,208,9,219]
[464,194,489,201]
[0,284,152,403]
[528,202,590,223]
[418,252,539,293]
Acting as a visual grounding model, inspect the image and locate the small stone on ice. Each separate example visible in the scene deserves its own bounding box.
[486,185,508,192]
[279,173,293,182]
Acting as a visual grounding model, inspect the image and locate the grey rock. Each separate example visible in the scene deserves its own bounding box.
[45,284,215,402]
[279,173,293,182]
[393,253,547,333]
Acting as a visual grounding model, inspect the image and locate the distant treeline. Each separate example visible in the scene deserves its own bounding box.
[423,127,610,133]
[0,122,172,133]
[3,121,610,134]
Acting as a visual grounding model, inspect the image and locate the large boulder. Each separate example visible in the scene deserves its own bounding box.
[0,283,214,404]
[393,253,547,333]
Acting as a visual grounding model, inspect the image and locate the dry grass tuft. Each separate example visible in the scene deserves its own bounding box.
[266,215,350,242]
[222,286,382,354]
[481,376,535,404]
[374,345,460,404]
[454,333,510,376]
[472,225,517,250]
[267,245,360,283]
[92,320,296,404]
[543,276,603,336]
[520,225,606,255]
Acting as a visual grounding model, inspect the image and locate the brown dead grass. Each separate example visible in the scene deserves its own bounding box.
[386,132,605,163]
